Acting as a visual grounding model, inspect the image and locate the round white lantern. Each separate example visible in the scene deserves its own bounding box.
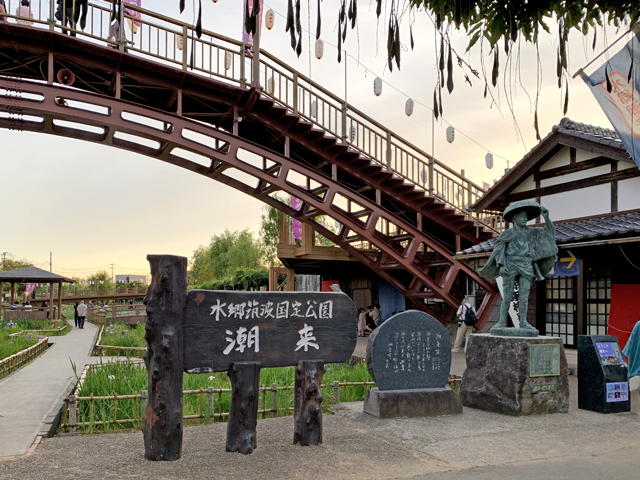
[405,98,414,116]
[311,100,317,118]
[350,125,357,142]
[373,77,382,96]
[225,51,232,70]
[485,152,494,169]
[446,126,455,143]
[265,9,275,30]
[315,39,324,59]
[176,35,183,51]
[267,77,275,95]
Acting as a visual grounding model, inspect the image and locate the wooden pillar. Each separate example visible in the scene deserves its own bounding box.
[142,255,187,462]
[49,283,54,320]
[226,362,261,454]
[279,211,288,245]
[268,268,277,292]
[293,360,325,446]
[301,223,314,255]
[10,282,15,305]
[287,268,295,292]
[57,282,62,320]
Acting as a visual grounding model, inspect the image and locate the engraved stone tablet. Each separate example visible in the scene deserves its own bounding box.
[366,311,451,391]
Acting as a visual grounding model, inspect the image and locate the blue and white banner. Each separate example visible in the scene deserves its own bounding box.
[584,32,640,168]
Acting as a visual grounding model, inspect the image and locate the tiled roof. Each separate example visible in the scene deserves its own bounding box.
[458,210,640,256]
[552,117,626,152]
[0,266,75,283]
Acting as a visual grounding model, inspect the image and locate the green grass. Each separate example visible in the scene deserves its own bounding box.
[0,320,39,360]
[73,358,374,432]
[97,323,146,356]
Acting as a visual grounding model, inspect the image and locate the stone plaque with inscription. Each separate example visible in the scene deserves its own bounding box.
[366,311,451,391]
[529,344,560,377]
[184,290,357,373]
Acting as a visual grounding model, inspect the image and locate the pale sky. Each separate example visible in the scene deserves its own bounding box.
[1,0,631,278]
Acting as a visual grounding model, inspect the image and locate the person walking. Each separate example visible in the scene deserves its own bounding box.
[452,297,476,353]
[371,304,382,327]
[77,300,87,329]
[56,0,75,36]
[73,302,79,328]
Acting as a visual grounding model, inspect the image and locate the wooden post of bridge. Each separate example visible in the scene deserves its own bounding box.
[49,283,54,320]
[293,360,325,446]
[57,282,62,320]
[142,255,187,462]
[226,362,261,454]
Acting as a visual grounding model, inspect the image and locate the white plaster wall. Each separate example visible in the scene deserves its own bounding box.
[512,174,535,193]
[539,147,570,171]
[618,176,640,212]
[575,150,600,162]
[541,184,611,221]
[618,161,637,171]
[541,165,611,188]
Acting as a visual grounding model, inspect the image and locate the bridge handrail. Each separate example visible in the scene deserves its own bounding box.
[1,0,499,232]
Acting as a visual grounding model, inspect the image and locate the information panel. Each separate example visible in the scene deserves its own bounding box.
[606,382,629,402]
[595,342,627,366]
[529,344,561,377]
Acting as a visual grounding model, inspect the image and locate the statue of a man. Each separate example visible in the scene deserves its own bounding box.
[479,200,558,335]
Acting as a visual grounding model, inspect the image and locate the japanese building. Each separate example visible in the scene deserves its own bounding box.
[457,118,640,349]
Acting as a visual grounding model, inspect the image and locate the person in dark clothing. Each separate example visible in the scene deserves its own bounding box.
[365,305,377,331]
[73,302,79,327]
[56,0,75,36]
[73,0,88,31]
[43,301,49,319]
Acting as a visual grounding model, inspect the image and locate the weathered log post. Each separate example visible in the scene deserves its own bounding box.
[293,360,325,446]
[226,362,261,455]
[142,254,187,461]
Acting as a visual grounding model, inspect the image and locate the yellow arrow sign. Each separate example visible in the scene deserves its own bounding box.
[560,250,577,269]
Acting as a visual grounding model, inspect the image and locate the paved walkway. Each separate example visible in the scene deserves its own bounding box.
[0,321,102,458]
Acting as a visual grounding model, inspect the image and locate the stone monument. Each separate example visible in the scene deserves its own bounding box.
[363,311,462,418]
[460,201,570,415]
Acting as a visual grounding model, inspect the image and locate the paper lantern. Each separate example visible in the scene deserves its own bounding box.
[373,77,382,96]
[350,126,357,142]
[311,100,317,118]
[265,9,275,30]
[405,98,414,116]
[176,35,183,51]
[420,169,429,183]
[267,77,275,95]
[446,125,455,143]
[485,152,494,169]
[225,51,232,70]
[315,39,324,59]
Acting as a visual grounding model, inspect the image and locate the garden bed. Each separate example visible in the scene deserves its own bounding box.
[93,323,146,357]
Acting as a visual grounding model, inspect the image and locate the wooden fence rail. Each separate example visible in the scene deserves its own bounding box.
[61,376,463,432]
[0,337,49,380]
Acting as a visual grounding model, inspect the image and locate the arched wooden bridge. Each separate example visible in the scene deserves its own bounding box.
[0,1,500,326]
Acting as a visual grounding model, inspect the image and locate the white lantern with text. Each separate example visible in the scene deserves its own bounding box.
[315,39,324,59]
[405,98,414,116]
[373,77,383,96]
[446,126,455,143]
[265,9,275,30]
[485,152,494,169]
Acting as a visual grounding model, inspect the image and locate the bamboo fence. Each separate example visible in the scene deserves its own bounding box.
[60,375,463,433]
[0,337,49,380]
[92,324,147,356]
[8,323,68,338]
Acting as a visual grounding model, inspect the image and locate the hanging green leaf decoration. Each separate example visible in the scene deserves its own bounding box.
[438,85,443,117]
[534,109,540,141]
[484,82,488,98]
[253,0,261,35]
[439,37,445,73]
[592,29,597,51]
[433,89,439,120]
[348,0,353,20]
[387,16,395,72]
[447,41,454,93]
[110,0,117,21]
[351,0,357,29]
[376,0,382,18]
[179,0,185,14]
[286,0,294,32]
[295,0,301,35]
[394,19,401,70]
[628,58,634,83]
[196,0,202,38]
[337,26,342,63]
[316,0,321,40]
[605,64,612,93]
[492,49,499,87]
[563,83,569,115]
[410,25,414,50]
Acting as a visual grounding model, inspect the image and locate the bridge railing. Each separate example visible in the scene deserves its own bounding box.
[0,0,500,232]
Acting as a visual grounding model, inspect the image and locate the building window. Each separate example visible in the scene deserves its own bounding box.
[545,277,576,347]
[586,265,611,336]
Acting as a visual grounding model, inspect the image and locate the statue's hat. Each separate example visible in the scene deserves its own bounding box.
[503,200,542,223]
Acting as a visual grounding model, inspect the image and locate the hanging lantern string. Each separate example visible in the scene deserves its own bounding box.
[263,1,514,167]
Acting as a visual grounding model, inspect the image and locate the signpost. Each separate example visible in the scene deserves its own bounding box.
[142,255,357,460]
[547,248,580,277]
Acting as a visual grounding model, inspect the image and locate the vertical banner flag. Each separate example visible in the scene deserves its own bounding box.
[124,1,142,29]
[584,31,640,168]
[291,195,303,241]
[243,0,264,56]
[25,283,36,295]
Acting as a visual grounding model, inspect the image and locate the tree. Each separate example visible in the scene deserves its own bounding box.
[87,269,114,290]
[189,229,264,285]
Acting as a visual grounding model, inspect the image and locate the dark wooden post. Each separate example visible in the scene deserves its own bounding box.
[293,360,325,446]
[142,254,187,462]
[226,362,261,455]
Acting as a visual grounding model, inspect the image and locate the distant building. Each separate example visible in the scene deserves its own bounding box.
[115,274,148,285]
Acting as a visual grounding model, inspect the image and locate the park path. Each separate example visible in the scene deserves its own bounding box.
[0,321,104,458]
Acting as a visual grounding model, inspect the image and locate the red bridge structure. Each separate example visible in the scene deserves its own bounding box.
[0,2,500,327]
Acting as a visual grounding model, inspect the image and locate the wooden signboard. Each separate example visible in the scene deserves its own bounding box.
[184,290,358,373]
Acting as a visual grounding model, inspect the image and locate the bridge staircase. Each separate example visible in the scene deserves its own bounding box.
[0,2,501,326]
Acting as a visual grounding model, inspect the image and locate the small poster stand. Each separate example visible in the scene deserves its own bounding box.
[578,335,630,414]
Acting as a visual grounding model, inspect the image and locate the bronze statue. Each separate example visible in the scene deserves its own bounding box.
[479,200,557,336]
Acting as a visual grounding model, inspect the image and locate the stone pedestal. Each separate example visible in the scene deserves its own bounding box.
[460,334,569,415]
[363,387,462,419]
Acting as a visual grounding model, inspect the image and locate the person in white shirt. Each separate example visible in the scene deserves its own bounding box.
[452,297,476,353]
[15,0,34,26]
[77,300,88,329]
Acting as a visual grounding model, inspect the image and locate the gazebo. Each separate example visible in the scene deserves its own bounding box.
[0,267,75,320]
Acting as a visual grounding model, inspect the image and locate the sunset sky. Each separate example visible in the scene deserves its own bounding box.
[1,0,631,279]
